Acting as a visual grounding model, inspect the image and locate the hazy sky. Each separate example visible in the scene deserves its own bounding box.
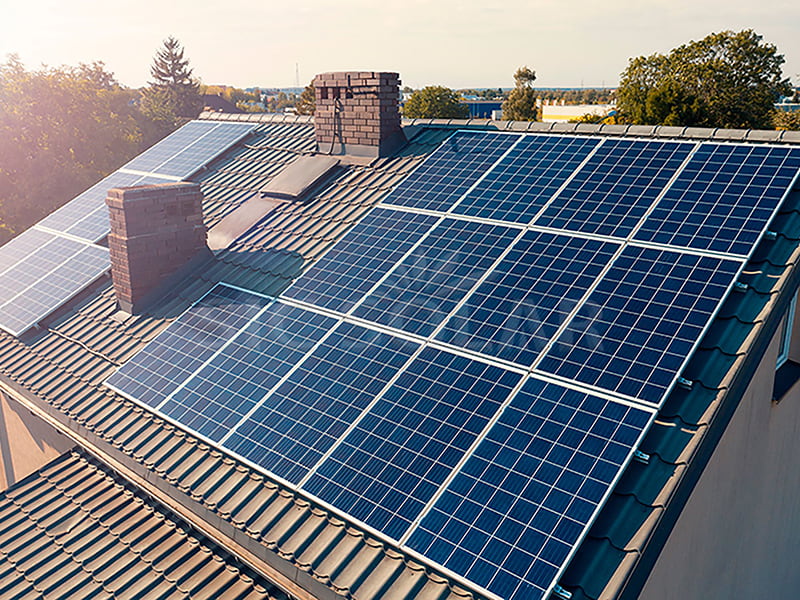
[1,0,799,90]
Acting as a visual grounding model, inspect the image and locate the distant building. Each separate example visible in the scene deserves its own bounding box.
[461,100,503,118]
[541,101,615,122]
[202,94,243,113]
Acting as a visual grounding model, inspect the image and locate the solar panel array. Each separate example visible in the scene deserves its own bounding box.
[0,119,257,337]
[105,130,800,600]
[37,120,256,243]
[0,229,109,336]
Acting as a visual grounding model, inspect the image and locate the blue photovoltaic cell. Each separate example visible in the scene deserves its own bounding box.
[283,208,439,313]
[436,232,620,367]
[535,139,694,237]
[225,322,420,484]
[407,376,652,600]
[161,302,337,443]
[37,171,144,241]
[537,246,741,403]
[155,122,257,178]
[0,236,110,336]
[105,285,270,407]
[353,219,520,337]
[634,143,800,255]
[304,348,522,540]
[381,131,521,212]
[0,229,56,276]
[123,121,218,173]
[453,135,599,224]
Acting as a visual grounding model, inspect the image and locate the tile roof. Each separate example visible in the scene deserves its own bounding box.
[0,111,799,600]
[0,449,289,600]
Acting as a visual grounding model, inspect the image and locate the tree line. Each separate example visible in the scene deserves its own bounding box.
[0,37,201,245]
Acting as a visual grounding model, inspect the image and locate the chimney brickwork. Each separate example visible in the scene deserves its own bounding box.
[106,182,208,313]
[313,71,405,158]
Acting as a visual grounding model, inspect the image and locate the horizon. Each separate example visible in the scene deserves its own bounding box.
[2,1,798,91]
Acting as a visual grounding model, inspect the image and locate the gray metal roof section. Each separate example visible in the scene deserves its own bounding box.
[0,111,799,600]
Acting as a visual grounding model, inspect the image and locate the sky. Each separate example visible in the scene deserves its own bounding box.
[1,0,799,91]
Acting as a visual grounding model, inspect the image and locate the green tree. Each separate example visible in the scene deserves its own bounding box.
[617,29,791,129]
[295,81,316,115]
[141,36,201,129]
[0,56,152,244]
[502,66,538,121]
[774,110,800,131]
[403,86,469,119]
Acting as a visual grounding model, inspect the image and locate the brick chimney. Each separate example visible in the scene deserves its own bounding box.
[313,71,406,158]
[106,182,210,313]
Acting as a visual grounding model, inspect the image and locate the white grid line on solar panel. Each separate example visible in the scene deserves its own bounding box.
[450,135,602,224]
[633,143,800,256]
[223,320,422,485]
[0,240,109,336]
[379,130,523,212]
[121,121,220,173]
[35,171,145,241]
[155,122,257,179]
[281,207,441,313]
[104,284,271,408]
[434,231,621,368]
[351,218,523,337]
[0,229,56,278]
[533,139,696,238]
[404,376,654,600]
[159,302,339,445]
[301,346,524,541]
[535,245,743,405]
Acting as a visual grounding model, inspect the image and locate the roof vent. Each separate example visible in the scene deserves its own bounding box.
[313,71,406,158]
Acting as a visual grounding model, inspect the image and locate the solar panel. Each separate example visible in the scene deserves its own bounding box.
[406,376,652,600]
[436,232,620,367]
[154,122,259,179]
[106,285,271,408]
[123,120,256,178]
[534,139,694,237]
[353,218,520,337]
[304,347,523,539]
[283,208,440,313]
[224,322,420,483]
[537,246,742,404]
[160,302,338,443]
[0,233,109,336]
[0,228,55,276]
[36,171,144,241]
[634,143,800,255]
[381,131,521,212]
[452,135,599,224]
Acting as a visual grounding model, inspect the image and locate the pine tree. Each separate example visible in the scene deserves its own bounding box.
[142,36,201,123]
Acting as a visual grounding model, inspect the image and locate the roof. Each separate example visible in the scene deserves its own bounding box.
[0,111,799,600]
[0,449,289,600]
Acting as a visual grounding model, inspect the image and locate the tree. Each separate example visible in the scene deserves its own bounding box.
[141,36,201,128]
[0,56,155,244]
[502,66,538,121]
[295,81,315,115]
[403,86,469,119]
[774,110,800,131]
[617,30,791,129]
